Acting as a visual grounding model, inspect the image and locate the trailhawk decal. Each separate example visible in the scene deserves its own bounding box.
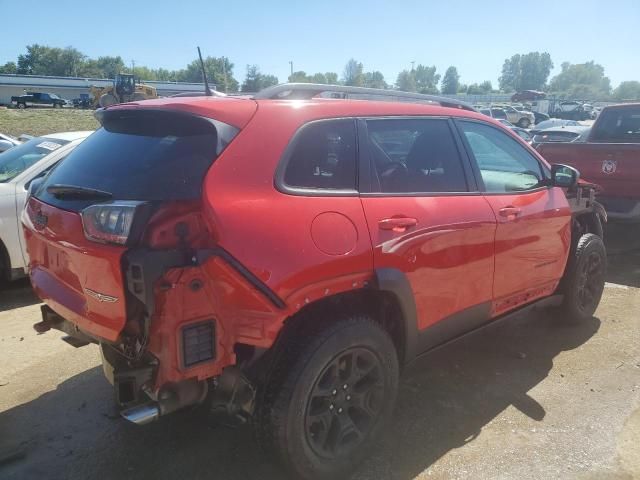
[602,159,617,174]
[84,288,119,303]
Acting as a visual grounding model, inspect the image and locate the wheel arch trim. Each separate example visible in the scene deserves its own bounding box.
[373,268,418,363]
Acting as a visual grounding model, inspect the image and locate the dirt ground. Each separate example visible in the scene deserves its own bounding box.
[0,225,638,480]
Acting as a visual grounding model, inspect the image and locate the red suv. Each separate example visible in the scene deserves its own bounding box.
[23,84,607,480]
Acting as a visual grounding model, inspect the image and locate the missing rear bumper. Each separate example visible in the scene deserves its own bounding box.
[34,305,95,347]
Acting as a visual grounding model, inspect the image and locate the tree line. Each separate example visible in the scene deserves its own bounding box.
[1,44,638,100]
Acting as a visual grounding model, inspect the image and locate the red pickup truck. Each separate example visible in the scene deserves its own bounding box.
[536,103,640,221]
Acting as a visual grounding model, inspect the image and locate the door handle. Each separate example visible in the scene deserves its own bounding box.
[499,206,522,218]
[378,217,418,232]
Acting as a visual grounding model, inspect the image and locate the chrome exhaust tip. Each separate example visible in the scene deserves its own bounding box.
[121,403,160,425]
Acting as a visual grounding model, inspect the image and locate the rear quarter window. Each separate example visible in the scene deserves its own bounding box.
[279,119,357,193]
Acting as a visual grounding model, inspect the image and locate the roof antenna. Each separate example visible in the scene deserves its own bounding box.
[197,46,213,96]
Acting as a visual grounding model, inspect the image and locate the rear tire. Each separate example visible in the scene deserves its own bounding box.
[255,315,399,480]
[557,233,606,323]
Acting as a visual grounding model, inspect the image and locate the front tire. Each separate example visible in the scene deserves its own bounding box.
[558,233,606,323]
[256,316,399,480]
[17,102,26,109]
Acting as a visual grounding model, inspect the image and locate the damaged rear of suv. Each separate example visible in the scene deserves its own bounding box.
[25,103,255,419]
[23,85,607,480]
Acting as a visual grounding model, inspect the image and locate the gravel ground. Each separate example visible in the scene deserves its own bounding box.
[0,226,638,480]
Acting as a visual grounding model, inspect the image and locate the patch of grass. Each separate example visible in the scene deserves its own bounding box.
[0,107,99,137]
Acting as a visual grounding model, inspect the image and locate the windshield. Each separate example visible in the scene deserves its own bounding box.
[0,137,68,182]
[49,93,60,99]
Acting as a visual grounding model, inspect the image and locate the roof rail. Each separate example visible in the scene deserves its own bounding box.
[253,83,476,111]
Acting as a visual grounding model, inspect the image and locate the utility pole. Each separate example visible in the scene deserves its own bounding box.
[131,60,135,76]
[289,61,293,76]
[222,57,228,93]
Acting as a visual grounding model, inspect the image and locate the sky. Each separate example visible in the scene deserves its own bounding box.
[1,0,638,88]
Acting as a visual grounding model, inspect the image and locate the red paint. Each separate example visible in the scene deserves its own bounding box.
[310,212,358,255]
[24,197,127,341]
[23,96,576,396]
[484,187,571,303]
[536,103,640,219]
[361,195,497,330]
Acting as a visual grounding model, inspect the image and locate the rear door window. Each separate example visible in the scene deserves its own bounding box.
[36,110,238,211]
[366,118,468,193]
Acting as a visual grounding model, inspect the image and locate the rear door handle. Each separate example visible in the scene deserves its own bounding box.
[498,206,522,218]
[378,217,418,232]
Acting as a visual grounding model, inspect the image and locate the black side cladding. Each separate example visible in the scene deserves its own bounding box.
[124,246,285,326]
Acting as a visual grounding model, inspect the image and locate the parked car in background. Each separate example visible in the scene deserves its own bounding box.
[536,103,640,221]
[0,133,21,153]
[10,92,68,109]
[479,107,508,120]
[498,105,535,128]
[509,126,533,143]
[0,131,92,282]
[72,93,93,109]
[552,101,592,121]
[531,126,591,146]
[492,120,532,143]
[23,84,606,480]
[532,111,550,125]
[511,90,546,102]
[530,119,582,135]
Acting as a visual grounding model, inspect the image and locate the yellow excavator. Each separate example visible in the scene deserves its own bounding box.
[89,73,158,108]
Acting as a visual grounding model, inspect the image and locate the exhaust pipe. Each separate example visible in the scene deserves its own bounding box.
[121,378,208,425]
[121,403,160,425]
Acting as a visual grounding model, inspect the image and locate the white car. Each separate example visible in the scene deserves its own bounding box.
[0,131,93,282]
[0,133,21,153]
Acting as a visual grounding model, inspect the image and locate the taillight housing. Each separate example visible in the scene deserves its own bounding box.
[81,202,147,245]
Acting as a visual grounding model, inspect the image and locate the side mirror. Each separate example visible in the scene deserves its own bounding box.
[551,164,579,188]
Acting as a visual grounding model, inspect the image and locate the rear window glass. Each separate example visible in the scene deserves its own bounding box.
[282,119,357,191]
[591,107,640,142]
[36,110,235,210]
[0,136,68,183]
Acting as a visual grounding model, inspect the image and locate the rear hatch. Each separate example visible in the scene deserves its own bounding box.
[24,105,250,341]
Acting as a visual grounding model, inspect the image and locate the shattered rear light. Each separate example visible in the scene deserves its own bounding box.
[81,202,146,245]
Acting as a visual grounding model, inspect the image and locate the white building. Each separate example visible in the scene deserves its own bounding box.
[0,74,212,105]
